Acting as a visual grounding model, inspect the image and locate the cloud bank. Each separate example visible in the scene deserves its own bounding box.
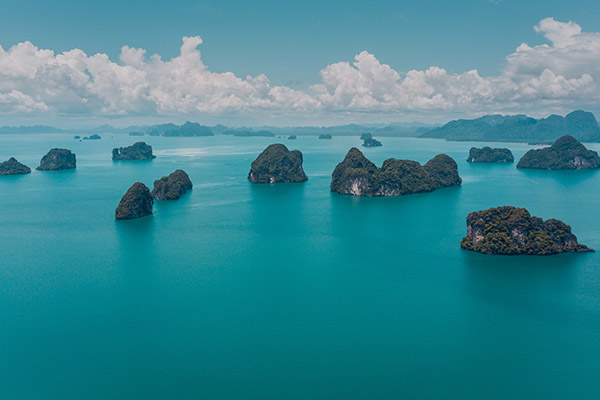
[0,18,598,120]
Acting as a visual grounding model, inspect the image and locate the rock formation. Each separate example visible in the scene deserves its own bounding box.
[330,148,461,196]
[0,157,31,175]
[112,142,156,160]
[37,149,76,170]
[248,143,308,183]
[363,138,383,147]
[115,182,154,220]
[467,147,514,163]
[360,133,373,140]
[461,206,593,255]
[151,170,193,200]
[517,135,600,170]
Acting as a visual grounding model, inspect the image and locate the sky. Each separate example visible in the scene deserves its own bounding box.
[1,0,600,127]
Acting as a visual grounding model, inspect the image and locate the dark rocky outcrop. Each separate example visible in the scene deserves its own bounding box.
[467,147,514,163]
[363,138,382,147]
[360,133,373,140]
[115,182,153,220]
[74,135,80,139]
[0,158,31,175]
[330,148,461,196]
[37,149,76,170]
[318,134,332,140]
[248,144,308,183]
[461,206,593,255]
[288,135,297,140]
[112,142,156,160]
[517,135,600,170]
[151,170,193,200]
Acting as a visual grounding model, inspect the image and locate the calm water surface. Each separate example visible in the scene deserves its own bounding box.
[0,134,599,399]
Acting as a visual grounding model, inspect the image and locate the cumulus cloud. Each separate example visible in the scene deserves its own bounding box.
[0,17,599,119]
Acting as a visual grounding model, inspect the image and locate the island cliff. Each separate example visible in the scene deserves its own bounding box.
[467,147,514,163]
[330,148,461,196]
[152,170,193,200]
[0,158,31,175]
[115,182,153,220]
[37,149,76,170]
[112,142,156,160]
[248,144,308,183]
[517,135,600,170]
[461,206,593,255]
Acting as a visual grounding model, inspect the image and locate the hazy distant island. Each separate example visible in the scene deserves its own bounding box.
[467,147,514,163]
[224,130,275,137]
[148,121,214,137]
[248,144,308,183]
[423,110,600,143]
[363,137,383,147]
[319,134,332,140]
[112,142,156,160]
[517,135,600,170]
[461,206,593,255]
[0,158,31,175]
[330,148,461,196]
[360,133,373,140]
[152,170,193,200]
[83,134,101,140]
[288,135,297,140]
[115,182,153,220]
[37,149,76,170]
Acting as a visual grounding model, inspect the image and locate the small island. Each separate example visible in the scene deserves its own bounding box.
[83,134,102,140]
[73,135,80,139]
[288,135,297,140]
[37,149,76,170]
[115,182,154,220]
[363,137,382,147]
[152,170,193,200]
[248,143,308,183]
[112,142,156,160]
[461,206,593,255]
[318,134,332,140]
[360,133,373,140]
[330,148,461,196]
[467,147,514,163]
[517,135,600,169]
[0,157,31,175]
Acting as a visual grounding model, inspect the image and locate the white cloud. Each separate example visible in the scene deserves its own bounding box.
[0,17,599,120]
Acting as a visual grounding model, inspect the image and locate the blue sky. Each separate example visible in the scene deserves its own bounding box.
[1,0,600,126]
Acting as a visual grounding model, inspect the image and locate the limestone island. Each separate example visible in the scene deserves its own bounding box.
[467,147,514,163]
[363,137,382,147]
[248,143,308,183]
[318,134,332,140]
[0,158,31,175]
[152,170,193,200]
[288,135,297,140]
[330,148,461,196]
[517,135,600,170]
[83,134,101,140]
[37,149,76,170]
[115,182,153,220]
[112,142,156,160]
[360,133,373,140]
[461,206,593,255]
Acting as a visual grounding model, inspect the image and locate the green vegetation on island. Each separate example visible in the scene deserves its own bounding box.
[152,170,193,200]
[461,206,593,255]
[422,110,600,143]
[0,157,31,175]
[517,135,600,170]
[248,143,308,183]
[115,182,154,220]
[330,148,461,196]
[467,147,514,163]
[37,149,76,170]
[112,142,156,160]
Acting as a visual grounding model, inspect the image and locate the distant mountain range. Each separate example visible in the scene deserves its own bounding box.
[1,111,598,143]
[421,110,600,143]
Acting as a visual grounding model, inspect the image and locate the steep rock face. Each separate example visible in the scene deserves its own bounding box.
[248,144,308,183]
[112,142,156,160]
[330,148,461,196]
[461,206,593,255]
[363,138,383,147]
[115,182,153,220]
[467,147,514,163]
[0,157,31,175]
[517,135,600,170]
[37,149,76,170]
[152,170,193,200]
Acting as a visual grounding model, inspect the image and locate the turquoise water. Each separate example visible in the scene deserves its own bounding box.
[1,134,599,399]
